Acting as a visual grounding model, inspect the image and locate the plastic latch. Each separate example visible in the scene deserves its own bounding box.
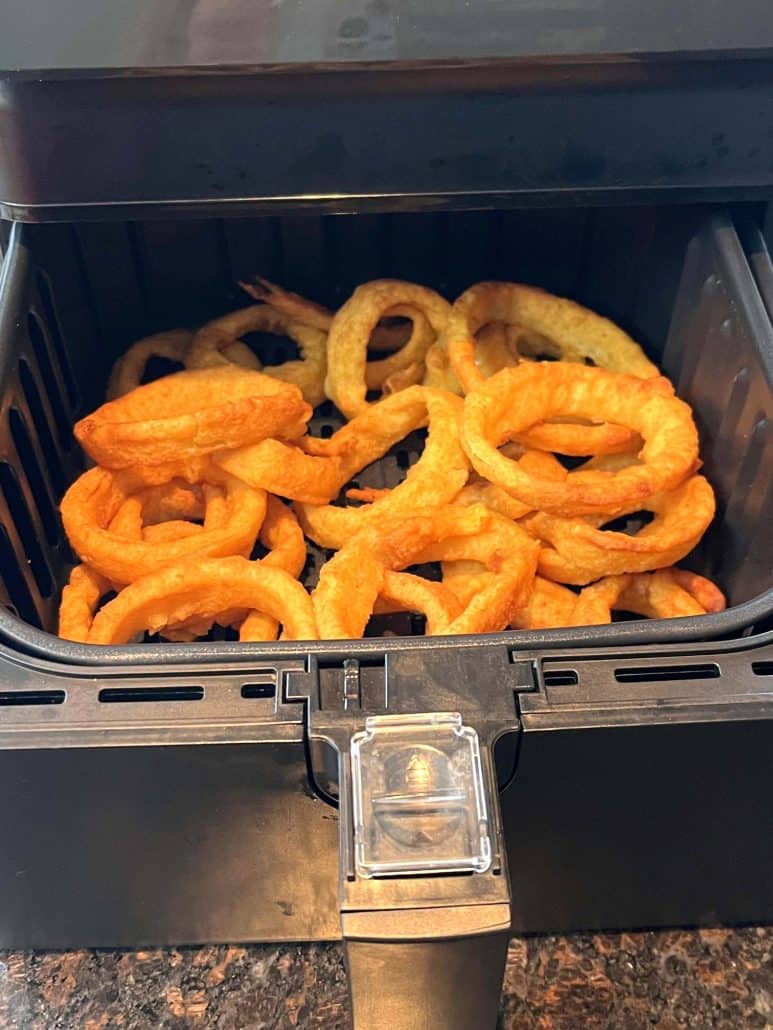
[349,712,492,879]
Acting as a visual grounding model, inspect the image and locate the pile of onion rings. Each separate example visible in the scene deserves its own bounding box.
[57,274,725,644]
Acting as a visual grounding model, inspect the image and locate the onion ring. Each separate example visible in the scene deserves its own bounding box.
[106,330,193,401]
[239,496,307,642]
[240,277,435,395]
[510,576,579,630]
[373,571,464,635]
[410,512,540,634]
[74,366,311,469]
[570,568,726,625]
[213,438,346,505]
[523,475,715,585]
[444,283,664,454]
[61,466,266,585]
[313,504,537,639]
[453,449,567,521]
[462,363,699,516]
[667,568,727,614]
[186,305,327,407]
[422,322,520,395]
[325,280,451,417]
[296,387,468,550]
[445,281,660,393]
[87,557,318,644]
[313,506,489,638]
[58,564,114,642]
[362,306,437,392]
[105,481,229,543]
[444,568,579,631]
[157,496,308,643]
[89,480,247,642]
[240,276,419,355]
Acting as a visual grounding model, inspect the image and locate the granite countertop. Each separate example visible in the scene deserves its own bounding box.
[1,928,771,1029]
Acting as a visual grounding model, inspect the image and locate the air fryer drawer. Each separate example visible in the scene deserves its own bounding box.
[0,205,771,664]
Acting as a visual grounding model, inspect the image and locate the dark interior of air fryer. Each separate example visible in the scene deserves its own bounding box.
[2,202,772,644]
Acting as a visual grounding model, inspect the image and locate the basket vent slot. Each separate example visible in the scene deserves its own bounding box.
[8,407,58,545]
[26,312,70,446]
[751,661,773,676]
[98,686,204,703]
[614,663,720,684]
[0,690,65,706]
[0,461,53,597]
[0,525,41,627]
[543,670,579,687]
[35,270,78,406]
[17,359,66,496]
[241,683,276,699]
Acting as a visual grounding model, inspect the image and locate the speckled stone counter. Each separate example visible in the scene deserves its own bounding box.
[1,928,771,1029]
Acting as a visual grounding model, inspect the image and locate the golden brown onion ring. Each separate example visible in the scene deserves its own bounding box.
[510,576,579,630]
[373,571,464,635]
[186,304,327,407]
[444,283,664,454]
[570,569,726,626]
[313,505,491,639]
[411,512,540,635]
[106,330,193,401]
[75,366,310,469]
[214,438,345,505]
[313,504,537,639]
[239,496,307,642]
[443,566,580,632]
[61,466,266,585]
[58,564,114,643]
[87,558,318,644]
[445,281,661,394]
[325,280,451,417]
[462,363,699,516]
[296,388,468,550]
[523,475,715,585]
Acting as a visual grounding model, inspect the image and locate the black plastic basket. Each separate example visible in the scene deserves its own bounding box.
[0,206,771,665]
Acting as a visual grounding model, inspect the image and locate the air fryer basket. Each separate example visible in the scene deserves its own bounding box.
[0,204,772,665]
